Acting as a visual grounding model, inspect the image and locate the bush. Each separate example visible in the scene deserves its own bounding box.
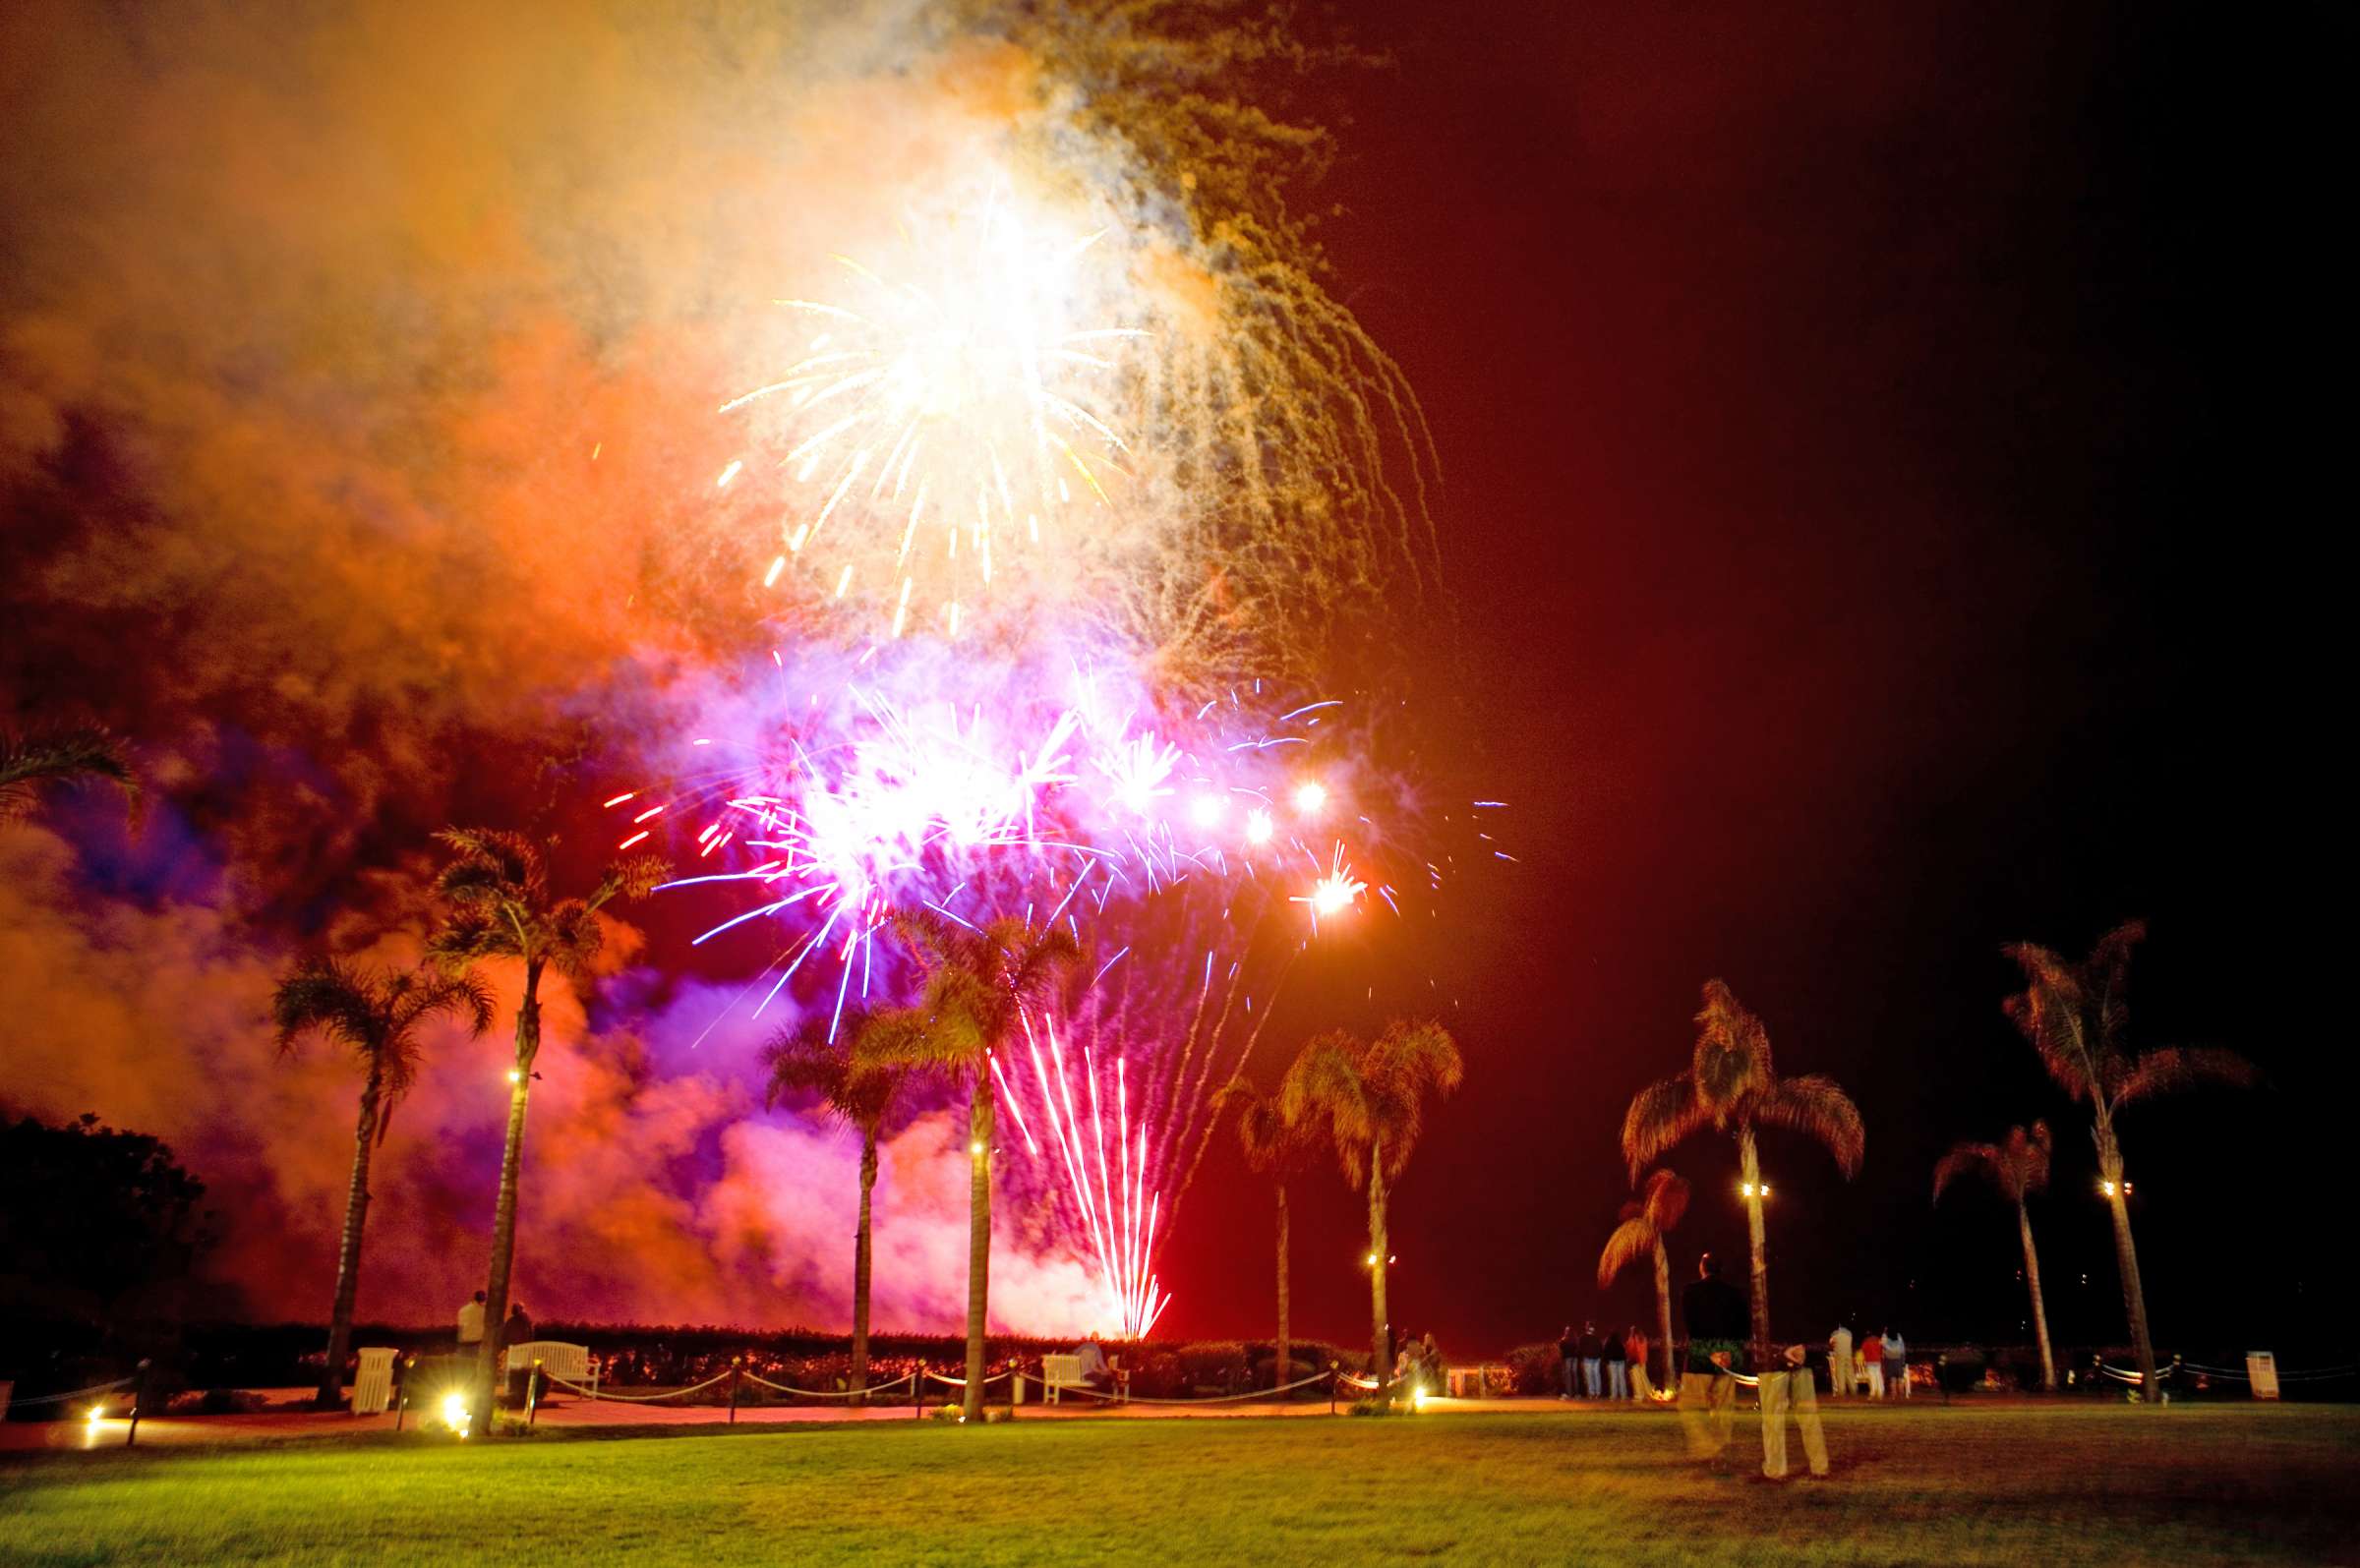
[1251,1356,1318,1391]
[1176,1341,1250,1394]
[1504,1343,1564,1396]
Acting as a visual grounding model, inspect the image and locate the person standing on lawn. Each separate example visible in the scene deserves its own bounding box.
[1679,1253,1748,1467]
[1828,1322,1853,1399]
[1884,1328,1909,1398]
[1558,1325,1580,1399]
[1603,1321,1629,1401]
[1758,1341,1832,1481]
[1625,1324,1654,1400]
[1578,1321,1604,1400]
[1859,1329,1885,1399]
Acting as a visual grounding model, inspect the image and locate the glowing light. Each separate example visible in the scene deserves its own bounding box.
[1297,844,1366,925]
[85,1405,103,1428]
[1188,792,1225,829]
[1293,780,1328,816]
[440,1392,470,1436]
[723,203,1140,627]
[506,1070,522,1084]
[1244,807,1274,845]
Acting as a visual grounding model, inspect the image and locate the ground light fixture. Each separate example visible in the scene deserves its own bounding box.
[1740,1181,1772,1198]
[441,1392,471,1437]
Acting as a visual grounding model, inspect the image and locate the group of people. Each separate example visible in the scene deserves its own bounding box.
[1826,1322,1911,1399]
[1393,1330,1446,1395]
[1556,1322,1651,1401]
[455,1290,539,1403]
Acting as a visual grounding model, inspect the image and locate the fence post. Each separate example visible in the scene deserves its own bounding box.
[394,1356,412,1432]
[729,1358,742,1424]
[914,1369,925,1421]
[125,1360,151,1448]
[1328,1362,1339,1416]
[526,1362,542,1428]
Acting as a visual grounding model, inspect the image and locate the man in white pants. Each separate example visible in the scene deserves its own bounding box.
[1828,1323,1853,1400]
[1885,1328,1909,1399]
[1759,1344,1831,1481]
[1859,1331,1885,1399]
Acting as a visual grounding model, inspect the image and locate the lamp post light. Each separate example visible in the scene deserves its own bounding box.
[1739,1180,1771,1199]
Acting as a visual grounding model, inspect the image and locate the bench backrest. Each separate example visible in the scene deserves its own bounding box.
[511,1341,591,1382]
[1041,1354,1085,1386]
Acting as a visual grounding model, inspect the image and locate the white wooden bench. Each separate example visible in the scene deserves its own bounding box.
[1040,1354,1087,1404]
[506,1342,595,1395]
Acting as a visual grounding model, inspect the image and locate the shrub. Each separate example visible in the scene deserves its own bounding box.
[1176,1341,1250,1393]
[1504,1343,1564,1396]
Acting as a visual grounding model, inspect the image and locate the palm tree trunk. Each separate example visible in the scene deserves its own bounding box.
[963,1064,993,1423]
[2017,1197,2057,1392]
[2095,1129,2155,1398]
[1739,1125,1771,1374]
[317,1063,384,1409]
[853,1129,877,1397]
[1651,1237,1677,1396]
[1274,1181,1290,1391]
[475,960,542,1428]
[1367,1142,1390,1395]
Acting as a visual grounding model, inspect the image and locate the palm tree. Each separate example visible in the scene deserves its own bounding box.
[1598,1167,1690,1395]
[273,957,493,1409]
[1622,979,1862,1375]
[427,829,666,1425]
[761,1006,914,1397]
[1934,1121,2058,1391]
[1279,1019,1463,1398]
[1216,1079,1316,1390]
[0,726,139,828]
[2002,920,2255,1398]
[882,910,1082,1422]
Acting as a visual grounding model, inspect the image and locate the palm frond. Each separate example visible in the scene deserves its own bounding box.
[1619,1075,1706,1184]
[2017,1121,2053,1194]
[1598,1215,1656,1290]
[2111,1046,2258,1110]
[1690,979,1772,1113]
[1279,1032,1376,1188]
[2002,940,2097,1102]
[1751,1074,1864,1178]
[1639,1167,1689,1232]
[587,854,671,912]
[1931,1141,1999,1205]
[0,726,140,827]
[271,958,382,1057]
[762,1006,914,1130]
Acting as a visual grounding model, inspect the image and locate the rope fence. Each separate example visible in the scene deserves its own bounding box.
[540,1370,734,1404]
[2,1374,138,1408]
[740,1370,918,1400]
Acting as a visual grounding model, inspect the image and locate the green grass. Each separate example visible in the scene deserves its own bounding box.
[3,1403,2355,1566]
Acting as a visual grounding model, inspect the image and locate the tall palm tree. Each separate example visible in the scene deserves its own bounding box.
[427,829,666,1425]
[761,1006,914,1397]
[1216,1079,1316,1390]
[2003,920,2255,1398]
[1598,1167,1690,1395]
[1279,1019,1463,1398]
[1622,979,1863,1375]
[0,726,139,828]
[273,957,493,1409]
[882,910,1081,1422]
[1934,1121,2058,1391]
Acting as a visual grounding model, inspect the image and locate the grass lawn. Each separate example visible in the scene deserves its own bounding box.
[3,1402,2354,1566]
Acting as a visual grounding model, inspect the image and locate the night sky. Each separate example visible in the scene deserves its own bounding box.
[2,1,2339,1360]
[1158,0,2340,1357]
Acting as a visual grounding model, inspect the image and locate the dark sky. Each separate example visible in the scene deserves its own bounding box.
[1154,0,2342,1358]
